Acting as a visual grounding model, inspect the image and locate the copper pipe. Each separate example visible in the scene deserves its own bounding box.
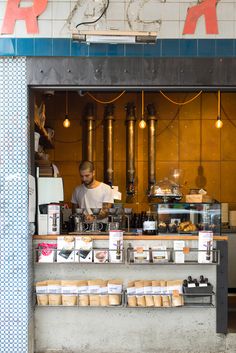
[125,103,136,195]
[83,103,95,161]
[104,104,115,186]
[147,104,157,189]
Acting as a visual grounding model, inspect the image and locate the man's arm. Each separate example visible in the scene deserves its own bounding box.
[97,202,112,220]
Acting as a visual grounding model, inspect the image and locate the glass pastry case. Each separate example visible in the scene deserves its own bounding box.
[151,202,221,235]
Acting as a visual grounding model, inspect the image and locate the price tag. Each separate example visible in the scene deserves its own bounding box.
[187,283,196,288]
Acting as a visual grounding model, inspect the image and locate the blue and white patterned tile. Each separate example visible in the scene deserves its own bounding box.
[0,57,32,353]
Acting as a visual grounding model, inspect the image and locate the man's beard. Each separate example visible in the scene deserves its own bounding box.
[83,176,94,186]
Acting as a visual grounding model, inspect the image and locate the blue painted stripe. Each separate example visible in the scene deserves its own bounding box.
[0,38,236,57]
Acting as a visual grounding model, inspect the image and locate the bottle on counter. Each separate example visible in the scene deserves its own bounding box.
[143,211,156,235]
[127,242,134,263]
[116,240,121,260]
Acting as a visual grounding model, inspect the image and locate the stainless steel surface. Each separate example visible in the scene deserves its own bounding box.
[75,208,84,215]
[104,104,115,185]
[147,104,157,189]
[83,103,95,161]
[90,208,101,215]
[125,103,136,195]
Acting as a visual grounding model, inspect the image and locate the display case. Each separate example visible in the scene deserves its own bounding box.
[151,202,221,235]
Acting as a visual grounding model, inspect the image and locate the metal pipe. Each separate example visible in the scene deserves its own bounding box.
[147,104,157,190]
[104,104,115,186]
[83,103,95,161]
[125,103,136,195]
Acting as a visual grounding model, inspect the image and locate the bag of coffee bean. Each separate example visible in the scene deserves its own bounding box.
[127,281,137,307]
[135,281,146,307]
[144,280,154,307]
[61,280,78,306]
[108,279,123,306]
[88,280,102,306]
[47,280,61,306]
[77,280,89,306]
[36,281,48,306]
[100,280,109,306]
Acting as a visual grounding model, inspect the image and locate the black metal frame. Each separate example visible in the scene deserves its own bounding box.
[27,56,229,333]
[216,240,228,334]
[27,57,236,89]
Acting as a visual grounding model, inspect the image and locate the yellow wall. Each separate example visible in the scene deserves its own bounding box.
[37,91,236,212]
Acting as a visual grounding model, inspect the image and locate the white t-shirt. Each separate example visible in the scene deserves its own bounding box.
[71,182,114,215]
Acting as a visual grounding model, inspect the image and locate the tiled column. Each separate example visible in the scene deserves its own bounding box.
[0,58,33,353]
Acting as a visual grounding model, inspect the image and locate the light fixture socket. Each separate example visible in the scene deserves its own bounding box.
[72,30,157,44]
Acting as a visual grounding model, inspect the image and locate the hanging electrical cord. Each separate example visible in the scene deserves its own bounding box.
[85,90,126,104]
[76,0,110,29]
[156,93,189,136]
[160,90,202,105]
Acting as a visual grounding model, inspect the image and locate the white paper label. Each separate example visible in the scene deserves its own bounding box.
[152,286,161,294]
[88,285,100,294]
[199,283,208,287]
[187,283,196,288]
[61,286,77,294]
[127,287,136,295]
[143,221,156,231]
[136,287,144,295]
[144,286,153,294]
[36,286,47,294]
[48,285,61,294]
[77,286,88,294]
[100,286,108,294]
[108,284,122,294]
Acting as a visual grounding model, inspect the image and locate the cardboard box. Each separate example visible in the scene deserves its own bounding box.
[75,236,93,262]
[185,194,212,203]
[198,231,213,263]
[57,236,75,262]
[109,230,123,263]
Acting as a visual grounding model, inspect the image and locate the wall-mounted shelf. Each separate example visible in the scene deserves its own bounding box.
[33,234,228,241]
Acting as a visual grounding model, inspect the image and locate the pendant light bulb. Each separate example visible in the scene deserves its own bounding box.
[63,91,71,128]
[139,118,146,129]
[139,90,146,129]
[63,115,71,128]
[215,90,223,129]
[215,116,223,129]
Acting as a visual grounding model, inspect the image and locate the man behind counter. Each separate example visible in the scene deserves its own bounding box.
[71,160,114,221]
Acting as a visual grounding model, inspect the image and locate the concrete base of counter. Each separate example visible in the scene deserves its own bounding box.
[34,239,227,353]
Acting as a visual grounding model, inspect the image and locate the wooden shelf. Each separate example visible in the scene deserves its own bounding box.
[33,234,228,241]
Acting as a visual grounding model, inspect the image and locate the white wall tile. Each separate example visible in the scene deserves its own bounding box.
[36,20,53,38]
[52,20,71,38]
[53,2,71,21]
[161,3,180,21]
[159,20,180,38]
[106,2,125,21]
[217,2,235,21]
[0,2,6,20]
[179,2,192,22]
[217,20,234,38]
[39,1,53,21]
[0,0,236,39]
